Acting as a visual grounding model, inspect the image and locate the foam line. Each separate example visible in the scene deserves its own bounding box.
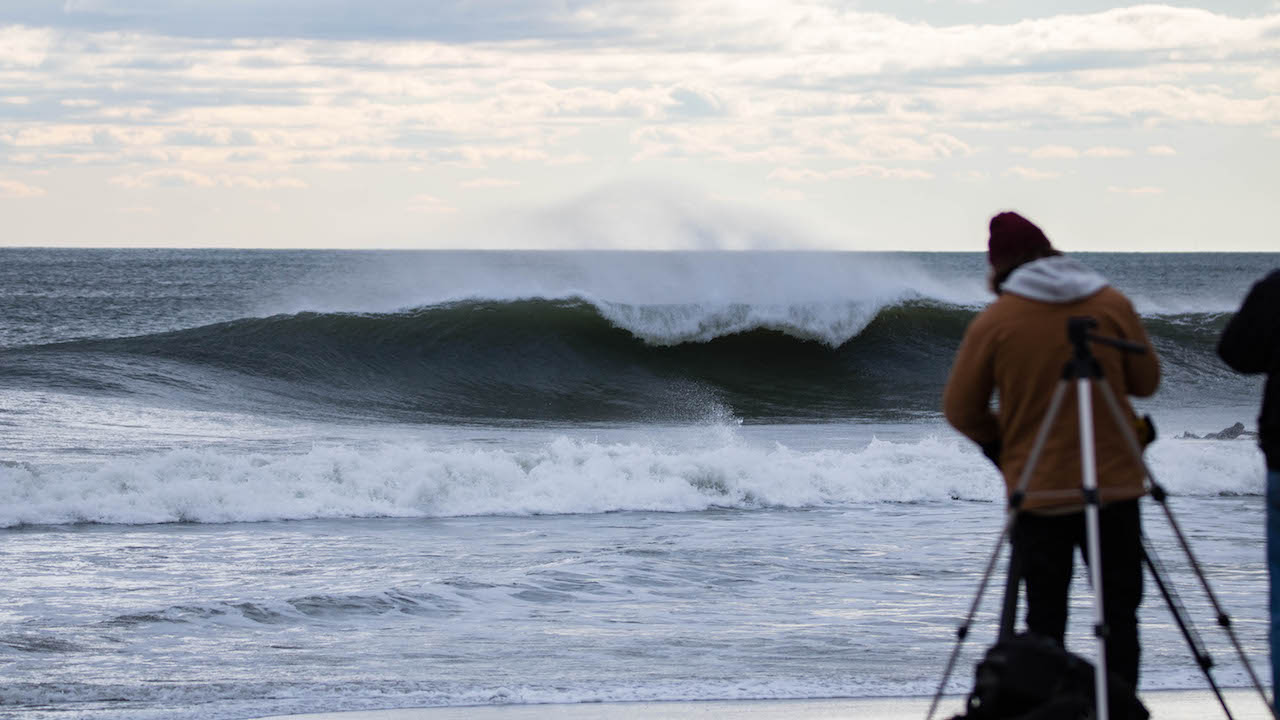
[0,436,1262,528]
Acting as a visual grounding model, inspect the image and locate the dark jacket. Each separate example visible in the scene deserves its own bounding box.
[1218,270,1280,470]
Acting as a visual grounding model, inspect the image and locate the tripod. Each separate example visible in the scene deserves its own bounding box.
[926,316,1274,720]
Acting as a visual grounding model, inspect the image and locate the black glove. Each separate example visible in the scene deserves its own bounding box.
[1134,414,1157,448]
[980,439,1002,469]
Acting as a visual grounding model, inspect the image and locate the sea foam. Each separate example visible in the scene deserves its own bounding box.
[0,435,1263,528]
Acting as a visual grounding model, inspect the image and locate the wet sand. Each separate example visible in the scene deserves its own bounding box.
[254,688,1272,720]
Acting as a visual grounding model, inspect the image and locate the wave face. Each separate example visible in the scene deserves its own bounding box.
[0,250,1267,424]
[0,297,979,422]
[0,296,1248,424]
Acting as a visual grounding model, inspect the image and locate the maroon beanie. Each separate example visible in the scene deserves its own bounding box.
[988,211,1053,272]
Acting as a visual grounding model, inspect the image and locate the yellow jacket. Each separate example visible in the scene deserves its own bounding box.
[943,257,1160,511]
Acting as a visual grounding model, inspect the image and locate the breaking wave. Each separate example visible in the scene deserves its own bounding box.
[0,296,1239,423]
[0,433,1263,528]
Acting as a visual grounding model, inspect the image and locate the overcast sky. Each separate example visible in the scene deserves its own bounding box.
[1,1,1278,250]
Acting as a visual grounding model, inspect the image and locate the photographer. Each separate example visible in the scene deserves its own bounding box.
[942,211,1160,687]
[1217,269,1280,709]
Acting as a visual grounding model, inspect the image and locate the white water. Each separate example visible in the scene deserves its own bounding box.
[0,430,1264,528]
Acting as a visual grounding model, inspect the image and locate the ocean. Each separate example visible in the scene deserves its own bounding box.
[0,249,1274,720]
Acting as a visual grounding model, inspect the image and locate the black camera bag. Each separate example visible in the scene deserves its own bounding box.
[954,633,1148,720]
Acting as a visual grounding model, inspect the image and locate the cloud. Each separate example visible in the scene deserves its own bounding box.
[1028,145,1080,159]
[0,26,51,67]
[407,193,457,214]
[1084,146,1133,158]
[110,169,215,188]
[1,0,587,42]
[0,5,1274,178]
[764,186,807,205]
[220,175,307,190]
[109,169,307,189]
[1107,185,1164,195]
[1012,144,1133,161]
[631,123,972,165]
[0,3,1276,250]
[461,177,520,189]
[666,87,726,118]
[3,125,97,147]
[1147,145,1178,156]
[4,0,1274,71]
[769,165,934,182]
[1259,68,1280,92]
[1005,166,1062,180]
[0,177,45,197]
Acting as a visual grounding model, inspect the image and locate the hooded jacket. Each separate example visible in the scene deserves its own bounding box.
[943,256,1161,511]
[1217,269,1280,470]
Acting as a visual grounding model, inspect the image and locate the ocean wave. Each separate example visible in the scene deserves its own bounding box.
[0,298,973,422]
[0,296,1249,423]
[0,435,1262,528]
[0,288,1249,425]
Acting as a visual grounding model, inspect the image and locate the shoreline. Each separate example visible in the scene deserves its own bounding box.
[253,688,1273,720]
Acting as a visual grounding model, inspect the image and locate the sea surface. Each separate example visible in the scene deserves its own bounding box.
[0,249,1275,720]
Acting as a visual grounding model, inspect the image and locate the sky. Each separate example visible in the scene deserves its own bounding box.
[1,1,1278,251]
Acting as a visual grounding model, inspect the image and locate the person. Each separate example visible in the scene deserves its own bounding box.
[943,211,1161,688]
[1217,269,1280,709]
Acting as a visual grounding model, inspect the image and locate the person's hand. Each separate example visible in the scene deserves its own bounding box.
[980,440,1002,469]
[1134,415,1157,448]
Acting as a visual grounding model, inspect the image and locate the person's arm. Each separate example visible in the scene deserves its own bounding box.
[1219,271,1280,375]
[943,313,1000,455]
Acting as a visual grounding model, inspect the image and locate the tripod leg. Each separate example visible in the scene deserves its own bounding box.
[925,380,1072,720]
[1000,534,1023,642]
[1142,533,1235,720]
[925,511,1014,720]
[1095,381,1277,719]
[1078,377,1111,720]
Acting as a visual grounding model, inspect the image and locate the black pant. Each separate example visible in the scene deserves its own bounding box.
[1010,499,1144,687]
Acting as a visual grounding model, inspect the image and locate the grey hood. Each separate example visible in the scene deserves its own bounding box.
[1002,255,1108,303]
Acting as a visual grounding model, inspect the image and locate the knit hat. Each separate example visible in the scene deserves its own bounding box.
[988,211,1053,273]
